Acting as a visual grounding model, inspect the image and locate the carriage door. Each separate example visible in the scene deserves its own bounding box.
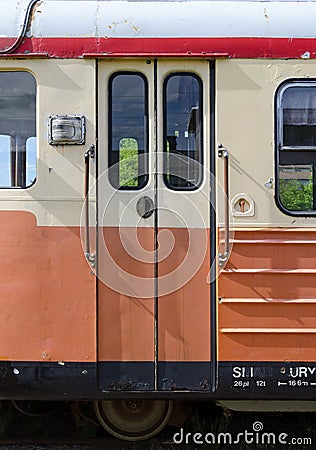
[97,59,214,391]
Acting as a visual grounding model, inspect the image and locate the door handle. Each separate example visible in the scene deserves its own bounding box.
[218,143,230,267]
[136,196,155,218]
[84,144,95,266]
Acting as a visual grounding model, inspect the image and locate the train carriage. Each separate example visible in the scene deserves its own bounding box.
[1,0,316,440]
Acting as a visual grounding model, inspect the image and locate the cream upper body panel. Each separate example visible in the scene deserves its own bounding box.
[216,59,316,228]
[0,59,95,226]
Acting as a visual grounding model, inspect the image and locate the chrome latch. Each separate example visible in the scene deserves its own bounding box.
[218,252,229,267]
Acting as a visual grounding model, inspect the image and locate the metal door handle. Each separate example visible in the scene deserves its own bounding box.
[84,144,95,266]
[218,143,230,267]
[136,196,155,218]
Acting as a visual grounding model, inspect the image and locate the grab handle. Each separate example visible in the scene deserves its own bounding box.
[218,143,230,267]
[84,144,95,267]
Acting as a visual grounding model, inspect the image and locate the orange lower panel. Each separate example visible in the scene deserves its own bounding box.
[219,333,316,362]
[98,227,155,361]
[0,211,95,362]
[218,228,316,362]
[158,228,210,361]
[98,227,211,362]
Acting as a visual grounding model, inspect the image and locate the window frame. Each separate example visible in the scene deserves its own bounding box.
[275,79,316,216]
[0,69,37,190]
[108,71,149,191]
[163,71,203,191]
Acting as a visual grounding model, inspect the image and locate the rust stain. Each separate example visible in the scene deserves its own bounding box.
[107,21,118,30]
[132,25,140,33]
[27,1,44,36]
[263,7,269,21]
[30,0,43,22]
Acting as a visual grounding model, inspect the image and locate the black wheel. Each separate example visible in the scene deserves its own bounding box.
[94,399,173,441]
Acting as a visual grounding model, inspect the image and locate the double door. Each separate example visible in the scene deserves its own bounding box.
[97,59,215,391]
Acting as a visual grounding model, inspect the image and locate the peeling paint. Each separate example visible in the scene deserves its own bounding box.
[263,7,269,21]
[41,351,50,360]
[29,0,43,23]
[107,21,118,30]
[196,379,210,390]
[132,25,140,34]
[301,51,311,59]
[107,379,151,390]
[93,0,100,38]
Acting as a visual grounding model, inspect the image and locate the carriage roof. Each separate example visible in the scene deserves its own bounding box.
[1,0,316,58]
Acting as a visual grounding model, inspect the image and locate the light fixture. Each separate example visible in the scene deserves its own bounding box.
[48,115,86,145]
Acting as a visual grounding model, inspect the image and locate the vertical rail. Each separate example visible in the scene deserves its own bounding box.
[84,144,95,263]
[218,143,230,265]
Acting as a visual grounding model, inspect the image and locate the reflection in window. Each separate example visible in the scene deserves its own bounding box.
[163,74,202,190]
[119,138,138,187]
[281,86,316,148]
[0,135,10,187]
[108,73,148,189]
[26,136,36,185]
[277,82,316,213]
[279,165,313,211]
[0,71,36,188]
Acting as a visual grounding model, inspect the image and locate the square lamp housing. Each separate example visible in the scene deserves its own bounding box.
[48,115,86,145]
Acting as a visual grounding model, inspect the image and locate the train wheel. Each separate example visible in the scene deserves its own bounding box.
[94,399,173,441]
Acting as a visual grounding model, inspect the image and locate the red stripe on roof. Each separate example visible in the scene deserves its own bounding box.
[0,37,315,59]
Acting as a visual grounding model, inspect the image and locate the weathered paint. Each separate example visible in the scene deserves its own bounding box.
[2,1,316,58]
[98,227,155,362]
[5,1,316,39]
[97,227,211,362]
[0,211,96,362]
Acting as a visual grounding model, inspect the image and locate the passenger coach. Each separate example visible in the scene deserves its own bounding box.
[0,0,316,440]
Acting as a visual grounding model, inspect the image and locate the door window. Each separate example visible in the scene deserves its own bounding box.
[0,71,36,188]
[163,73,203,190]
[276,82,316,214]
[108,72,148,189]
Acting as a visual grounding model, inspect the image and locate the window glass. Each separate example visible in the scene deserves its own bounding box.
[26,136,36,186]
[163,74,203,190]
[108,73,148,189]
[276,82,316,214]
[279,164,313,211]
[0,135,11,187]
[281,86,316,148]
[0,71,36,188]
[119,138,138,187]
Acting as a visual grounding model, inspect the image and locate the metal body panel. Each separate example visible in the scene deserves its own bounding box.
[1,361,316,401]
[2,1,316,58]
